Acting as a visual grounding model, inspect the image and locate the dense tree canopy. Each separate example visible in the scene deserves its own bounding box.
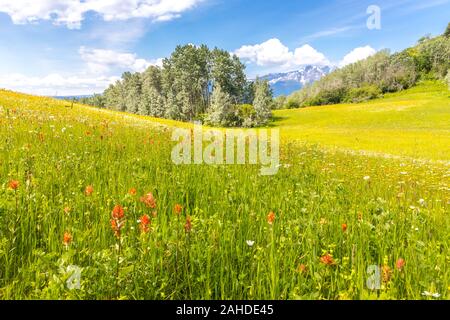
[81,44,272,127]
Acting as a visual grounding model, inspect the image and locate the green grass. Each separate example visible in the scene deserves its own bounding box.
[273,81,450,161]
[0,83,449,300]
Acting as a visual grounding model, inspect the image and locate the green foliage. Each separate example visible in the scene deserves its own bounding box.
[97,44,258,126]
[344,85,382,103]
[253,79,273,125]
[285,99,300,109]
[272,96,287,109]
[236,104,256,127]
[445,22,450,38]
[205,85,235,126]
[78,94,105,108]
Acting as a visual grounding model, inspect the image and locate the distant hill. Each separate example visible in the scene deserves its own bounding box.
[53,95,93,100]
[261,65,332,96]
[286,28,450,108]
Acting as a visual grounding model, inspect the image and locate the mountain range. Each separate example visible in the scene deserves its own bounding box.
[261,65,332,96]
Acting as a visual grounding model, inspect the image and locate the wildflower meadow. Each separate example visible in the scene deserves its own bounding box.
[0,82,449,300]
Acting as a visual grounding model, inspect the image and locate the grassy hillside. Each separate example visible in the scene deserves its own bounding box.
[0,86,449,300]
[273,81,450,161]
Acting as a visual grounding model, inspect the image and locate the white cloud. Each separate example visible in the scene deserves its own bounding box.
[234,39,330,71]
[339,45,377,67]
[79,47,163,73]
[0,73,120,96]
[0,47,164,96]
[292,45,330,66]
[0,0,204,29]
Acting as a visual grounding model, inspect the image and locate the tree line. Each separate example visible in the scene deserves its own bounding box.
[283,23,450,108]
[79,44,273,127]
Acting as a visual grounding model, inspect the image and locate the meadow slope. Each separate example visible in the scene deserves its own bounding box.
[0,83,449,300]
[273,81,450,161]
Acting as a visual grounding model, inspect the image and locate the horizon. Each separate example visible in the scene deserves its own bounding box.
[0,0,449,96]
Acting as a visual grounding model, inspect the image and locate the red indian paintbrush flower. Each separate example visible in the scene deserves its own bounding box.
[185,216,192,233]
[342,223,348,232]
[111,205,126,238]
[267,211,275,225]
[140,214,151,234]
[85,185,94,196]
[396,258,405,271]
[320,253,336,266]
[112,205,125,219]
[8,180,20,190]
[174,204,183,216]
[63,232,72,246]
[140,192,156,209]
[111,219,121,238]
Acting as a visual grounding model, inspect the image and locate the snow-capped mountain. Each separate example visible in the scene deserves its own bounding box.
[261,65,332,96]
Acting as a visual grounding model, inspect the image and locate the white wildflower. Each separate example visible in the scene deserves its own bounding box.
[246,240,255,247]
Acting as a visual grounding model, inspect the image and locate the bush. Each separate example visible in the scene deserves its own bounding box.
[272,96,287,109]
[285,99,300,109]
[344,85,382,103]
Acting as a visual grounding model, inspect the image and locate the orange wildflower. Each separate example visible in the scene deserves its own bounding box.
[64,207,71,214]
[342,223,348,232]
[63,232,72,246]
[112,205,125,220]
[111,219,121,238]
[85,185,94,196]
[174,204,183,215]
[396,258,405,271]
[8,180,20,190]
[185,216,192,233]
[128,188,137,196]
[140,214,151,234]
[140,192,156,209]
[320,253,336,266]
[267,211,275,225]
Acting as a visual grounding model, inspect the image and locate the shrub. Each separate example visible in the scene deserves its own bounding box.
[285,99,300,109]
[344,85,382,103]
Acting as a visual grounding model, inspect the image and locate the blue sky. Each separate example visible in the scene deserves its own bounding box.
[0,0,449,95]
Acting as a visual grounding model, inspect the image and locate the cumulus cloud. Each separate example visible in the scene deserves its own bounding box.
[0,73,120,96]
[79,47,163,73]
[0,47,164,96]
[0,0,204,29]
[339,45,377,67]
[234,38,330,71]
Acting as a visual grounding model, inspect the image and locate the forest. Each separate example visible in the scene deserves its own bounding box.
[79,45,273,127]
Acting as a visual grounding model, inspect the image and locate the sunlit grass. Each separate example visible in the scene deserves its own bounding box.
[273,81,450,161]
